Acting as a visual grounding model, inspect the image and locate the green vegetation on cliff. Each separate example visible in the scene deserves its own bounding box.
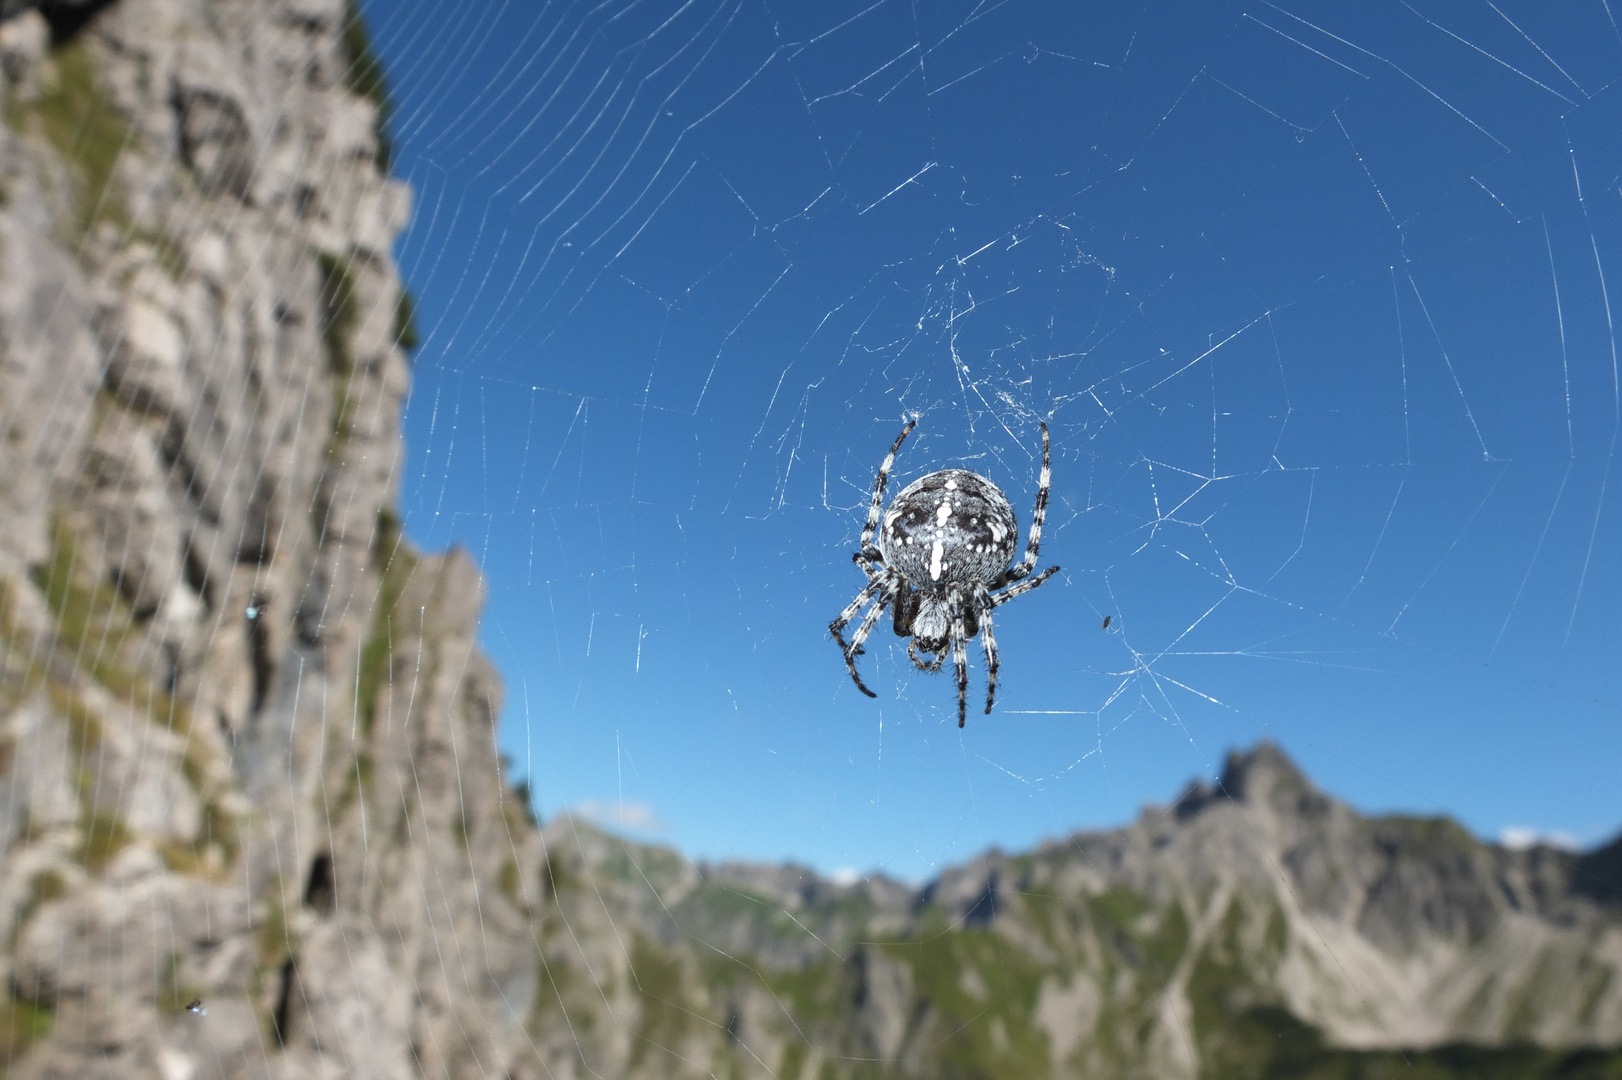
[340,0,393,171]
[4,36,131,240]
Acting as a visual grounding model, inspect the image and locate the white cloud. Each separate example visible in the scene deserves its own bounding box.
[1499,825,1579,851]
[568,800,666,833]
[829,867,861,887]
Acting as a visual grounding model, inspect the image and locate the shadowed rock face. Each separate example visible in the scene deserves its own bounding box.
[1,2,1619,1079]
[1577,835,1622,908]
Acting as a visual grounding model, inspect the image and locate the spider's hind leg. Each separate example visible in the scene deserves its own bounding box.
[949,599,971,728]
[974,586,1000,715]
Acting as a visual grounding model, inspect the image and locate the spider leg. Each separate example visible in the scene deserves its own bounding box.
[1000,421,1053,585]
[988,564,1061,608]
[831,577,896,697]
[843,590,896,697]
[860,420,917,551]
[974,586,1000,715]
[949,590,970,727]
[831,576,884,641]
[831,577,885,691]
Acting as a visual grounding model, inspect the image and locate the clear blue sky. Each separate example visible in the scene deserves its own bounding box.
[363,0,1622,880]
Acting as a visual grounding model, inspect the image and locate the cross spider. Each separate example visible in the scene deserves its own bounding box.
[831,420,1060,726]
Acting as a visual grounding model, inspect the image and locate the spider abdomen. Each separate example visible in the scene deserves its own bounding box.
[879,469,1019,592]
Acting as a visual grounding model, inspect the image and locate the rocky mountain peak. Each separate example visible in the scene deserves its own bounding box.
[1217,738,1315,804]
[1165,739,1327,827]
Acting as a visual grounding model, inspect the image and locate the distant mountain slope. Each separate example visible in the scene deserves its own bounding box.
[530,743,1622,1080]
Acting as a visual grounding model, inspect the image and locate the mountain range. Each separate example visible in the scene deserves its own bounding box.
[527,742,1622,1079]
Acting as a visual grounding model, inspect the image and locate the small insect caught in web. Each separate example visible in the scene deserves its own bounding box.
[245,599,268,620]
[185,999,207,1017]
[1101,615,1111,630]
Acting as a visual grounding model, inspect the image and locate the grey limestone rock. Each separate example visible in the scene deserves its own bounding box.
[0,1,541,1078]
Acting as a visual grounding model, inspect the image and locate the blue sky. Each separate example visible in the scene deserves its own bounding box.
[362,0,1622,879]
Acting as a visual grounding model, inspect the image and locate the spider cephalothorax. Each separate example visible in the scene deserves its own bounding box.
[830,420,1060,726]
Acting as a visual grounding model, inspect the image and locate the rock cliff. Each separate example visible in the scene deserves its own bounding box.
[1,2,1619,1079]
[0,1,545,1077]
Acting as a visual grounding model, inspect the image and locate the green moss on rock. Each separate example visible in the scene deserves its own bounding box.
[331,751,374,821]
[5,37,133,240]
[393,285,419,354]
[0,995,54,1065]
[76,806,132,872]
[33,519,192,732]
[340,0,394,171]
[355,509,418,734]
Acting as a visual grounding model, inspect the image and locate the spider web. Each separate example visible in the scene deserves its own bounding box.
[374,0,1622,877]
[8,0,1619,1076]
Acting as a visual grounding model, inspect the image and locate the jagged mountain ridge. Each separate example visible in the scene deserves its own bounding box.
[530,743,1622,1078]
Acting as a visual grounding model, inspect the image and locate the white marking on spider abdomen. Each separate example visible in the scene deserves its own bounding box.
[930,539,944,580]
[935,501,952,526]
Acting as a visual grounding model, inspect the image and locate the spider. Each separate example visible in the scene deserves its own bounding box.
[830,420,1060,727]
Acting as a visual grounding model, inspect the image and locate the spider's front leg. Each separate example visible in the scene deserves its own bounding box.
[830,576,896,697]
[999,422,1054,586]
[860,419,917,552]
[988,564,1061,609]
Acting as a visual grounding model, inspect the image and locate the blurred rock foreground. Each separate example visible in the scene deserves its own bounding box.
[0,0,1619,1077]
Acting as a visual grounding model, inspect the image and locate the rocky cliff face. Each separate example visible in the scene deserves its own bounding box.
[0,1,545,1078]
[0,2,1619,1080]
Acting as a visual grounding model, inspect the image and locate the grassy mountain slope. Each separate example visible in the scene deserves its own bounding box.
[522,745,1622,1080]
